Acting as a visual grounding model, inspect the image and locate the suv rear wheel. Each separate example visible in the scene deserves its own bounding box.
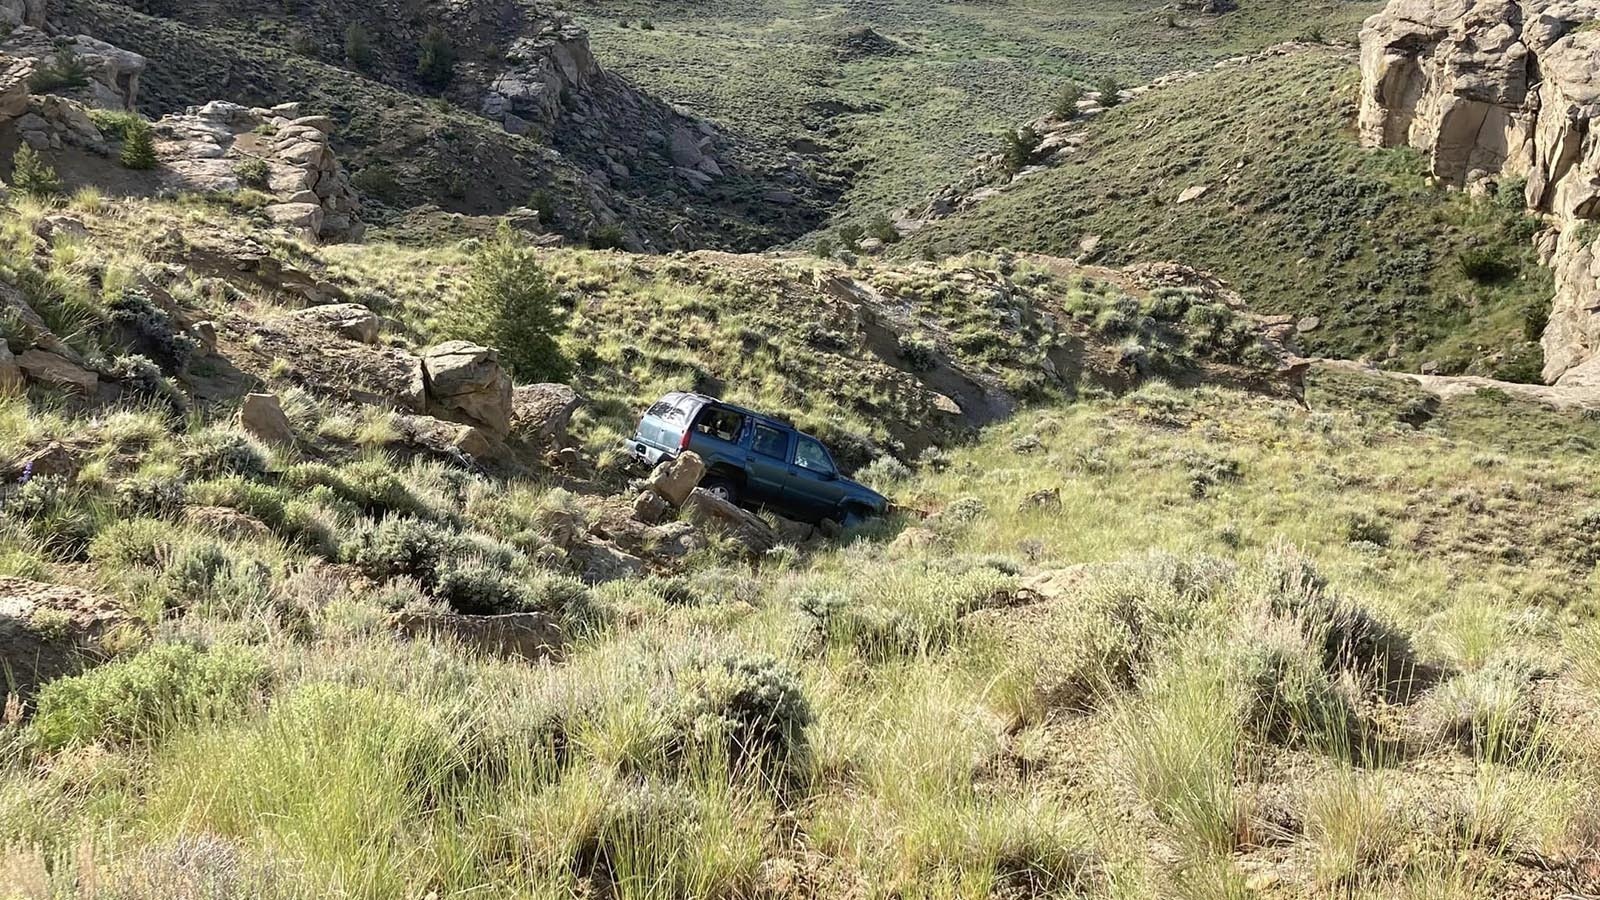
[701,476,740,505]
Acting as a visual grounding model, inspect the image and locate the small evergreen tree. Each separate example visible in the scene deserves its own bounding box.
[460,225,566,382]
[1001,126,1041,174]
[11,145,62,197]
[1097,76,1123,107]
[344,23,374,70]
[416,26,457,87]
[119,121,157,170]
[1053,83,1083,119]
[837,223,865,250]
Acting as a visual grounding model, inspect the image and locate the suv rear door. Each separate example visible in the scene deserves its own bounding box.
[786,435,847,521]
[745,420,793,504]
[635,394,698,455]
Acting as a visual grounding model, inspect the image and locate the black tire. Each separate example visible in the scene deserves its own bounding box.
[839,505,872,528]
[701,475,740,505]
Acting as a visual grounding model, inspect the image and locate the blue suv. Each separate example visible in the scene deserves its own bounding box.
[626,392,889,525]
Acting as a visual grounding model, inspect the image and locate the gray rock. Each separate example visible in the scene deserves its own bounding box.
[422,341,514,437]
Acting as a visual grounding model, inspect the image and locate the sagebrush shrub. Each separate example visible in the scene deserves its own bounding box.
[31,643,268,750]
[180,426,269,480]
[681,653,812,767]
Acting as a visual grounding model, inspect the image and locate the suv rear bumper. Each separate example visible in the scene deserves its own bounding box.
[625,438,673,468]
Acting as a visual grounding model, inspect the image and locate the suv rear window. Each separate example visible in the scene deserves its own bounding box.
[646,400,688,424]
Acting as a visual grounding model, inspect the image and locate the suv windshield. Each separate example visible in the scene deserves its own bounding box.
[794,437,834,475]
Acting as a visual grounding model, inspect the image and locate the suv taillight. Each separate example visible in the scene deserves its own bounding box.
[679,429,692,451]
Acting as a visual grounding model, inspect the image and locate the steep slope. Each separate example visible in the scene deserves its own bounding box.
[897,45,1555,382]
[46,0,836,250]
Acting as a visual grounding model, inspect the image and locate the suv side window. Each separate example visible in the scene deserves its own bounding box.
[751,423,789,460]
[794,437,835,475]
[694,407,745,442]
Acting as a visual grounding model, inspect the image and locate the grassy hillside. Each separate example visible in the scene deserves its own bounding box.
[573,0,1382,223]
[5,359,1600,897]
[899,49,1555,382]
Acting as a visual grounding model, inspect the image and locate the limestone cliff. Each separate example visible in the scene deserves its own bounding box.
[1359,0,1600,383]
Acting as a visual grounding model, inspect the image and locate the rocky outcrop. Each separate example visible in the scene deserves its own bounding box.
[153,101,364,243]
[1,26,146,110]
[511,383,583,449]
[0,56,30,122]
[642,451,706,508]
[0,577,133,706]
[0,0,46,29]
[1359,0,1600,383]
[482,19,600,129]
[421,341,514,437]
[683,487,779,556]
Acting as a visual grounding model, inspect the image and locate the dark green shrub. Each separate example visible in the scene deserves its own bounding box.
[107,354,187,415]
[867,213,901,244]
[416,26,457,87]
[1053,83,1083,119]
[897,333,938,371]
[1001,126,1041,174]
[1456,247,1516,283]
[10,144,62,197]
[1096,76,1123,106]
[813,235,837,258]
[587,223,627,250]
[236,157,270,189]
[31,643,268,750]
[837,223,865,250]
[28,49,90,93]
[348,517,453,584]
[119,120,157,170]
[344,23,375,69]
[351,164,400,203]
[108,288,198,372]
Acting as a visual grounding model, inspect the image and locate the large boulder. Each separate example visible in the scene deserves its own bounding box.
[0,0,46,28]
[391,610,566,662]
[0,577,134,707]
[512,383,583,448]
[287,303,381,344]
[643,451,705,507]
[682,487,779,556]
[422,341,514,437]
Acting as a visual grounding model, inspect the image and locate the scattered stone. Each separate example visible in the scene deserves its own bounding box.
[184,506,273,540]
[16,349,97,395]
[288,303,381,344]
[1296,315,1321,333]
[571,539,645,584]
[238,393,294,446]
[632,490,672,525]
[12,442,82,481]
[1021,487,1062,511]
[1177,184,1211,204]
[0,343,23,393]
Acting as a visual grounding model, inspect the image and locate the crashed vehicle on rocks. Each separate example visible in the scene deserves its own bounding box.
[626,392,889,525]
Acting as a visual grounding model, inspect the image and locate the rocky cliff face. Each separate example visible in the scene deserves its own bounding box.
[1359,0,1600,383]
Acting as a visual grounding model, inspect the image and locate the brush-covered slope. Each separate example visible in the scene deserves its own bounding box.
[899,47,1555,382]
[6,355,1600,897]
